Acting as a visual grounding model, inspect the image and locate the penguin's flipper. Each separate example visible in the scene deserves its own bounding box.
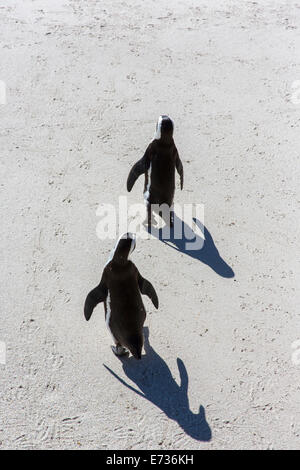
[175,151,184,190]
[127,145,151,192]
[138,275,159,309]
[177,357,188,392]
[84,282,107,321]
[127,159,144,192]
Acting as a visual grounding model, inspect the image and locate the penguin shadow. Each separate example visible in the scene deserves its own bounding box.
[148,209,234,278]
[104,327,212,442]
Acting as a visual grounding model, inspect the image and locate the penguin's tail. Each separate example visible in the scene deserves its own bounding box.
[127,334,143,360]
[131,349,142,360]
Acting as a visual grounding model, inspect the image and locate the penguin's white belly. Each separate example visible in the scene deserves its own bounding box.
[105,290,115,341]
[143,163,152,202]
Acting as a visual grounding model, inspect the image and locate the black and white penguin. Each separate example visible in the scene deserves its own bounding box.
[84,233,159,359]
[127,115,184,227]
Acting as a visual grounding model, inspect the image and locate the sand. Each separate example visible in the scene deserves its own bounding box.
[0,0,299,450]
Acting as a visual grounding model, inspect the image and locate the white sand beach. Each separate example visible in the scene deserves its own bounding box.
[0,0,299,449]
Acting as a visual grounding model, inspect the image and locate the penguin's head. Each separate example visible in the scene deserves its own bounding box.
[154,115,174,140]
[112,232,136,263]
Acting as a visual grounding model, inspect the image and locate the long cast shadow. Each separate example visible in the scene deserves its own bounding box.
[148,213,234,278]
[104,327,212,442]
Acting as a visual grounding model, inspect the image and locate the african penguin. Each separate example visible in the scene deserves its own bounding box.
[127,115,184,228]
[84,233,159,359]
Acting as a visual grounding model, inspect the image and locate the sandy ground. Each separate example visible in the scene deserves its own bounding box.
[1,0,300,450]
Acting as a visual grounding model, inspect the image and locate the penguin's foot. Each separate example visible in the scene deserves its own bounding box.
[111,345,128,357]
[142,216,158,229]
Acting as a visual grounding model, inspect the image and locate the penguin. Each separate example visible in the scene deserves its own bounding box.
[127,115,184,228]
[84,233,159,359]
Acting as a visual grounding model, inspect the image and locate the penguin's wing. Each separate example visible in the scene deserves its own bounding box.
[127,144,151,192]
[137,273,159,309]
[175,149,184,190]
[84,277,108,321]
[177,358,188,392]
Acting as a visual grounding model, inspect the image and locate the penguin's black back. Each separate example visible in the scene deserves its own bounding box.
[147,139,177,205]
[104,260,146,352]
